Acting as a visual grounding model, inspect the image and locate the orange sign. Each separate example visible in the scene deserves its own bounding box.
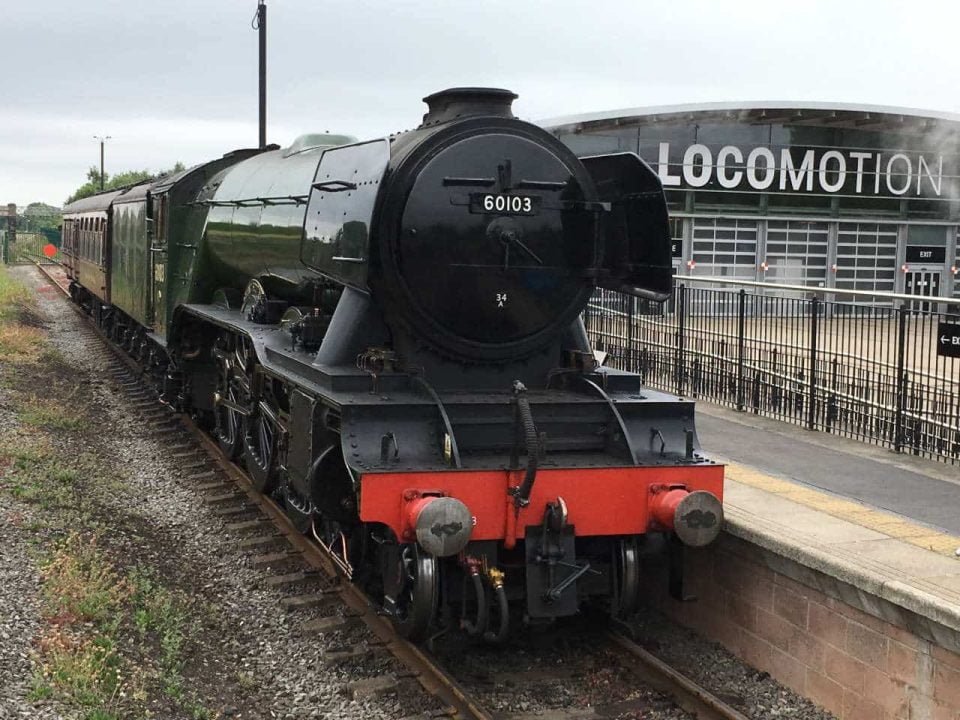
[42,243,57,258]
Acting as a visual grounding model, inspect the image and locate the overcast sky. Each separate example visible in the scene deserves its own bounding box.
[3,0,959,207]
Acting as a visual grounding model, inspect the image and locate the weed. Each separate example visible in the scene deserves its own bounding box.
[84,711,120,720]
[41,534,130,624]
[27,674,54,701]
[186,700,212,719]
[33,627,125,712]
[129,566,190,690]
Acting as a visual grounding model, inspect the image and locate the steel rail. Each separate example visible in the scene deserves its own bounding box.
[34,263,767,720]
[607,627,751,720]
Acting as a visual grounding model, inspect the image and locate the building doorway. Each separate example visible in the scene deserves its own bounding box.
[905,270,941,313]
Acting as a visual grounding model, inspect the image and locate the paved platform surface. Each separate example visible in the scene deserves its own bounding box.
[697,404,960,538]
[697,402,960,632]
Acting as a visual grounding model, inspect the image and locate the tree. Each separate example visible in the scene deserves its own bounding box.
[65,162,187,205]
[24,203,62,232]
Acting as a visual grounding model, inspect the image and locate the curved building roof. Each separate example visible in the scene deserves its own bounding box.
[539,101,960,133]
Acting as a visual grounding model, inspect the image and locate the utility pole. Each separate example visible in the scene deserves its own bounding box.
[253,0,267,148]
[93,135,111,191]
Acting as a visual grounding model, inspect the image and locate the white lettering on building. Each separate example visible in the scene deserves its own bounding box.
[746,147,776,190]
[917,155,943,195]
[849,151,872,193]
[657,142,681,187]
[780,149,815,191]
[886,154,912,195]
[818,151,846,193]
[682,144,712,188]
[654,143,945,197]
[716,146,744,189]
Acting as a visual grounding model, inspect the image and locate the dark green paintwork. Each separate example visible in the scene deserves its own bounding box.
[67,135,355,340]
[301,139,390,292]
[111,191,151,325]
[200,137,356,305]
[149,149,265,335]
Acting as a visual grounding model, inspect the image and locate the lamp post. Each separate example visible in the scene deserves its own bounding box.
[93,135,111,191]
[253,1,267,148]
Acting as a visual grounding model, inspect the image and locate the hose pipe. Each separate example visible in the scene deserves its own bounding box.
[511,381,539,509]
[483,568,510,644]
[460,571,488,638]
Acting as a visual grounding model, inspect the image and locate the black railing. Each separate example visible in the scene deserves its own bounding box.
[585,278,960,465]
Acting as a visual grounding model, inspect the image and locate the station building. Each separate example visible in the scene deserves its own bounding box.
[542,103,960,303]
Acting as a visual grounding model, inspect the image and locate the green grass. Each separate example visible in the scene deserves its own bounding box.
[0,264,32,316]
[0,265,46,362]
[17,395,83,431]
[0,441,79,512]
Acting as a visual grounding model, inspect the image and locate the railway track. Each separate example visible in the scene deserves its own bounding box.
[33,261,751,720]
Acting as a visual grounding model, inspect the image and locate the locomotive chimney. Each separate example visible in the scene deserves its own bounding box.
[420,87,518,127]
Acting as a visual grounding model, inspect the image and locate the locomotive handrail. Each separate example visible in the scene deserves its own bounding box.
[311,180,357,192]
[188,194,308,208]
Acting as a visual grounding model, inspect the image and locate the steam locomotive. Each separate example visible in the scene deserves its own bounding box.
[61,88,723,641]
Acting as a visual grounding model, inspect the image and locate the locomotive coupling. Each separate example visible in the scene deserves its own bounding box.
[401,492,473,557]
[649,486,723,547]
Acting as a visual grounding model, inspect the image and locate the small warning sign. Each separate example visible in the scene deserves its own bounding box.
[42,243,57,258]
[937,323,960,358]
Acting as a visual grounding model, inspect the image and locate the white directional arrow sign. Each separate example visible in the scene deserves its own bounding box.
[937,323,960,358]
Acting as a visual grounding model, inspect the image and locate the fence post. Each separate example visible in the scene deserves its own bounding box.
[736,288,746,411]
[894,304,907,453]
[807,296,819,430]
[676,284,686,396]
[627,296,635,371]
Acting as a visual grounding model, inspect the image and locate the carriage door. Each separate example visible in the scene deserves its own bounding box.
[149,194,168,333]
[905,270,941,314]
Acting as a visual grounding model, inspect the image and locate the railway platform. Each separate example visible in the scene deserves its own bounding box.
[699,402,960,542]
[656,401,960,720]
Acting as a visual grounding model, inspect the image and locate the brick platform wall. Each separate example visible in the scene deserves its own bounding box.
[644,535,960,720]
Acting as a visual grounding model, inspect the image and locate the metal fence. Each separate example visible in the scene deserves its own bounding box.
[584,278,960,465]
[1,230,60,265]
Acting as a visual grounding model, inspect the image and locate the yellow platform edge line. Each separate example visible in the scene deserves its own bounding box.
[724,461,960,557]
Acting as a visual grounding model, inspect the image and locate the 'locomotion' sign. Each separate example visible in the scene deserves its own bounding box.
[655,143,948,198]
